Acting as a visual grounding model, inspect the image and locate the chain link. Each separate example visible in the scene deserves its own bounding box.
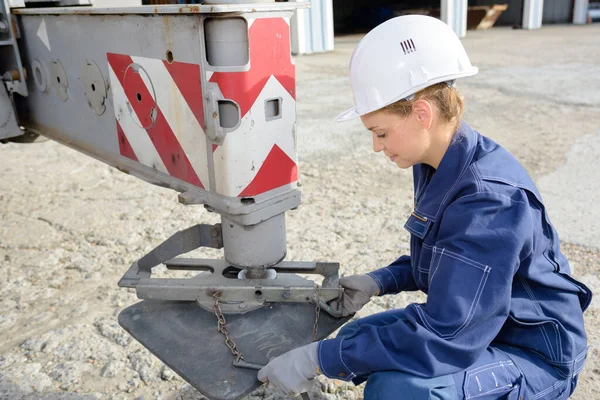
[213,288,322,365]
[312,287,321,342]
[213,291,244,363]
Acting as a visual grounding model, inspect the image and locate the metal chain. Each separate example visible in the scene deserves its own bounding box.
[213,288,321,363]
[312,286,321,342]
[213,291,244,363]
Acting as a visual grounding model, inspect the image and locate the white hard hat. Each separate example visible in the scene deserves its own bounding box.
[337,15,478,122]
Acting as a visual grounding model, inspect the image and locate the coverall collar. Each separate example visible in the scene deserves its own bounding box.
[411,121,478,222]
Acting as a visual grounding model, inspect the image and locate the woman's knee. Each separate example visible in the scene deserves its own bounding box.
[364,371,457,400]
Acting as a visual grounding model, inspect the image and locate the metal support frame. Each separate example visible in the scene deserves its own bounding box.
[118,223,224,287]
[111,166,345,399]
[118,221,343,316]
[134,259,343,315]
[5,3,351,399]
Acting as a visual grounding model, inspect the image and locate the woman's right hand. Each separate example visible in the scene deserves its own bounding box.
[329,274,380,317]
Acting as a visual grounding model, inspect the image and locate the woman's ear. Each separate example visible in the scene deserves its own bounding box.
[412,99,433,129]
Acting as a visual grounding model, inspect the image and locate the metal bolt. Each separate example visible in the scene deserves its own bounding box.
[281,290,291,299]
[238,303,247,310]
[0,20,8,34]
[2,69,21,82]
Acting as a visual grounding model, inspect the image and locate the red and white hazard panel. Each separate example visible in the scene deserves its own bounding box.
[107,16,298,198]
[107,53,209,190]
[210,17,298,198]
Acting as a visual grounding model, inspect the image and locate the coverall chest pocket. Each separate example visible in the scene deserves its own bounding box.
[416,242,435,289]
[463,360,523,399]
[406,214,435,291]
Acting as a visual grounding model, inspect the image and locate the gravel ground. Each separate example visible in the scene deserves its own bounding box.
[2,23,600,400]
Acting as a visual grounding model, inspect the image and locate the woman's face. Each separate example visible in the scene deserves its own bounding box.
[360,102,432,169]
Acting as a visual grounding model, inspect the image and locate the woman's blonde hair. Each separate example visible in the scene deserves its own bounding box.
[380,82,464,130]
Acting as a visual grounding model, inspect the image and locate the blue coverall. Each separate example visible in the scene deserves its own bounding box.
[319,122,592,399]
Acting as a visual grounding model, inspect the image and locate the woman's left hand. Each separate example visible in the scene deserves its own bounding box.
[257,342,321,396]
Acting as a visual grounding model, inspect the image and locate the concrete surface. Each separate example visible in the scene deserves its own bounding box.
[1,23,600,400]
[537,131,600,249]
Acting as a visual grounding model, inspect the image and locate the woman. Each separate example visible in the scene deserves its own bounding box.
[258,15,591,400]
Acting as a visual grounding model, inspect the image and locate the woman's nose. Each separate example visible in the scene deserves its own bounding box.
[372,137,384,153]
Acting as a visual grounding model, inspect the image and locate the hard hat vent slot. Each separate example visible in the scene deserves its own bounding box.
[401,39,416,55]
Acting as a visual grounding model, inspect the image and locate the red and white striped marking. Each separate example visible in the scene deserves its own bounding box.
[107,16,298,198]
[210,17,298,197]
[107,53,209,190]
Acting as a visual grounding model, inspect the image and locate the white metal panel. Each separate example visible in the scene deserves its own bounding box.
[523,0,544,29]
[441,0,468,38]
[573,0,589,24]
[213,75,297,197]
[92,0,141,6]
[291,0,334,55]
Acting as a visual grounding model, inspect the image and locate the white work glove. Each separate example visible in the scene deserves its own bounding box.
[257,342,320,396]
[329,274,380,317]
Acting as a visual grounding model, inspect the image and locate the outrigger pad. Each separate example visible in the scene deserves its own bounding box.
[118,300,350,400]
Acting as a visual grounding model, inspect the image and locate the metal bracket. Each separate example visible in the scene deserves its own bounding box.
[0,81,21,140]
[1,0,28,96]
[205,82,228,145]
[133,258,343,315]
[118,222,343,316]
[118,223,223,287]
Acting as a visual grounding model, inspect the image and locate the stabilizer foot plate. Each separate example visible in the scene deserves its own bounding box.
[118,300,349,400]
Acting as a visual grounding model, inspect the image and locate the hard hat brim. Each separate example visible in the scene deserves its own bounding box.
[336,107,360,122]
[336,68,479,124]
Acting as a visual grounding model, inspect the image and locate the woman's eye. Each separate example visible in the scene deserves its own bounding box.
[376,133,386,138]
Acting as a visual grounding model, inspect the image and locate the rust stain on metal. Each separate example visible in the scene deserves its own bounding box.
[11,16,19,38]
[179,5,200,13]
[116,165,131,175]
[163,16,172,48]
[6,69,21,81]
[15,9,95,16]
